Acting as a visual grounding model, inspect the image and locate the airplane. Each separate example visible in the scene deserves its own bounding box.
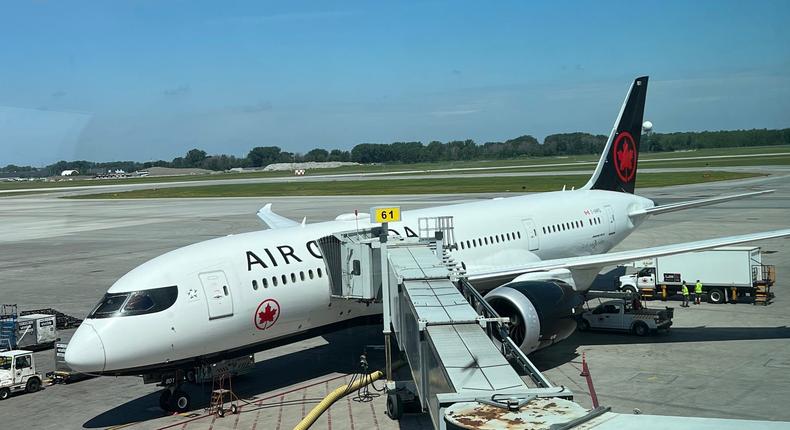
[65,76,789,412]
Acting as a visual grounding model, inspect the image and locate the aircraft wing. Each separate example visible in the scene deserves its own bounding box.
[629,190,773,218]
[257,204,300,229]
[468,228,790,283]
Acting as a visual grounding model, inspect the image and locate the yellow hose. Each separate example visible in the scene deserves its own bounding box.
[293,370,384,430]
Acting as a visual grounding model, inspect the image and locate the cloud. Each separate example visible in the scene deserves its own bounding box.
[162,85,191,97]
[209,10,355,25]
[234,101,273,113]
[429,108,481,117]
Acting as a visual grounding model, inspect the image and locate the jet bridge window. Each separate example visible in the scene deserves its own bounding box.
[88,286,178,319]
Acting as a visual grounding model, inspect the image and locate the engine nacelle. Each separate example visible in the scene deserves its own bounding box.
[485,280,583,354]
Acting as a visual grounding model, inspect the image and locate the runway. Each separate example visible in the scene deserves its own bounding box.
[0,175,788,429]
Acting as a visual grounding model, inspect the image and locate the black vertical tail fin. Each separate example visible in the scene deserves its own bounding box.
[582,76,648,194]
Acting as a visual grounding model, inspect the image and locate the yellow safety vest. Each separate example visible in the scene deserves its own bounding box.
[695,282,703,294]
[681,285,689,296]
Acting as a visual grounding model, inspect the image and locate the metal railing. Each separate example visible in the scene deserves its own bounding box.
[458,279,554,389]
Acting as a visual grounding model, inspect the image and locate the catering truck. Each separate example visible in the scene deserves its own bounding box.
[616,246,776,304]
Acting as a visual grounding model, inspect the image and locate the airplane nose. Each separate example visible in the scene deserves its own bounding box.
[65,323,106,373]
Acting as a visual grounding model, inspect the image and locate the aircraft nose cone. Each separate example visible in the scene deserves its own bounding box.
[65,323,106,373]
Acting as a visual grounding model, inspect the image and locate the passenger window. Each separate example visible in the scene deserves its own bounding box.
[262,278,268,288]
[281,274,287,285]
[495,235,499,243]
[460,242,465,250]
[300,271,305,281]
[317,268,323,278]
[291,273,296,283]
[484,237,488,245]
[466,240,471,248]
[272,277,278,287]
[309,270,314,279]
[252,280,258,290]
[517,231,521,239]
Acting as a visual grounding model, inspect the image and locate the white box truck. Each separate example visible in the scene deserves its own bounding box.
[617,246,776,304]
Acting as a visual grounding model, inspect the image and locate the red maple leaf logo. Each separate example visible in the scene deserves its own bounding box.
[613,132,637,182]
[254,299,280,330]
[258,304,277,324]
[617,141,634,172]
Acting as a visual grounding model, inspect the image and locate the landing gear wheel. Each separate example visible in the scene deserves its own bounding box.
[25,377,41,393]
[159,389,172,411]
[169,390,191,413]
[386,392,403,420]
[578,319,590,332]
[0,388,10,400]
[217,407,225,418]
[633,322,649,337]
[230,404,239,414]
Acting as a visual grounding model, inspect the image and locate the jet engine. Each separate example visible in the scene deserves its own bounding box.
[484,280,583,354]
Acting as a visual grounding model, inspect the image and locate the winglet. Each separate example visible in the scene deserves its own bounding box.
[257,203,300,229]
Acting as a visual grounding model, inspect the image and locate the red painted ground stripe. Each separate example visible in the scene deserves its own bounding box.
[325,380,332,430]
[276,394,285,429]
[156,373,349,430]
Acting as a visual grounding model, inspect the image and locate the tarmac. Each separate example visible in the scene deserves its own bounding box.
[0,171,789,429]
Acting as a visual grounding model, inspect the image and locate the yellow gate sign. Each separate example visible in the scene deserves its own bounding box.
[371,206,401,223]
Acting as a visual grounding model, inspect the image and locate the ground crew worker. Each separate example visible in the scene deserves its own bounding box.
[695,280,703,304]
[681,281,690,307]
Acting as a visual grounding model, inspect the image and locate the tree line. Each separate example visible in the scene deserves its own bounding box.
[3,128,788,177]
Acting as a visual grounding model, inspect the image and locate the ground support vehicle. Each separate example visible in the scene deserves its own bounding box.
[617,246,776,304]
[0,350,43,400]
[578,298,673,336]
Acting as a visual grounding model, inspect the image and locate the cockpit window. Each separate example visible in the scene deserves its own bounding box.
[88,286,178,319]
[90,293,130,317]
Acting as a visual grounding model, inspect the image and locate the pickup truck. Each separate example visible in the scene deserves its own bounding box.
[578,299,673,336]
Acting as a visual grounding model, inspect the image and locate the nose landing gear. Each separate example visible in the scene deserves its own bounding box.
[159,386,191,413]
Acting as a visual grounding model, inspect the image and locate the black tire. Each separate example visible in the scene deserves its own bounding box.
[217,407,225,418]
[620,286,638,296]
[159,389,172,411]
[577,318,590,332]
[169,390,191,413]
[230,404,238,414]
[708,288,725,304]
[633,322,649,337]
[386,392,403,420]
[25,377,41,393]
[0,388,10,400]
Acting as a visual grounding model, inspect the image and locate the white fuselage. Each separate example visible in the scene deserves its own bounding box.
[66,189,654,373]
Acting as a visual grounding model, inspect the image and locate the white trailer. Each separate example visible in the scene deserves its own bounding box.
[618,246,776,304]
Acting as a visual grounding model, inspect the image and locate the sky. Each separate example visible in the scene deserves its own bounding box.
[1,1,789,165]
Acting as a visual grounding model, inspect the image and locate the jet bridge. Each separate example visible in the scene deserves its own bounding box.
[317,217,577,429]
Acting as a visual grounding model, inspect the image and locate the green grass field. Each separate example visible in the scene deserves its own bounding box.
[2,144,788,191]
[67,171,764,199]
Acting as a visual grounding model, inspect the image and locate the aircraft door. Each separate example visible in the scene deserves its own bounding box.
[522,219,540,251]
[199,271,234,319]
[604,205,615,235]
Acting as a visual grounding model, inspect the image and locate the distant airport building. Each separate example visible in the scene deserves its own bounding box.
[60,169,79,176]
